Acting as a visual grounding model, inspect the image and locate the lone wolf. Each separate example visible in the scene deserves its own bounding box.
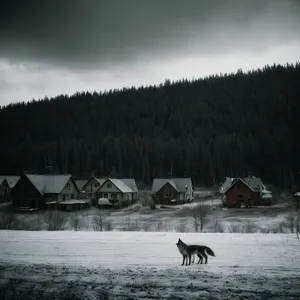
[176,238,216,266]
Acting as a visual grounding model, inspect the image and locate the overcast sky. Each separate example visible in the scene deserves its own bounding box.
[1,0,299,106]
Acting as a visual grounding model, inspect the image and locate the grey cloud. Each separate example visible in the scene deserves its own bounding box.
[0,0,299,69]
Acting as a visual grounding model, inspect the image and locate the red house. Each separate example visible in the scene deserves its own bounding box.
[223,176,271,208]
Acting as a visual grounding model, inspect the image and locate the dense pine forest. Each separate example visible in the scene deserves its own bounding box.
[0,63,300,187]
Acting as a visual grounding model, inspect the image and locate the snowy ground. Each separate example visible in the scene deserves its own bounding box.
[0,231,300,299]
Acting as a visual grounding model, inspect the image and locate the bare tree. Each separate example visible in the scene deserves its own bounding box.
[70,211,81,231]
[192,202,211,232]
[45,210,66,230]
[211,217,225,233]
[0,206,16,229]
[93,208,110,231]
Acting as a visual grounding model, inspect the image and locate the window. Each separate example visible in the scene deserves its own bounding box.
[106,183,112,188]
[88,193,93,198]
[164,193,172,198]
[94,183,99,188]
[111,193,117,199]
[67,183,71,190]
[104,193,108,198]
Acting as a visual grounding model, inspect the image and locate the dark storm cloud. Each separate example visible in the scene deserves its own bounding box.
[0,0,299,69]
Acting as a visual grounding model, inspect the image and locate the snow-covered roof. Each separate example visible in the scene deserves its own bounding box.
[262,193,272,199]
[107,178,133,193]
[25,174,74,195]
[75,180,87,190]
[3,176,20,188]
[151,178,193,193]
[98,198,112,205]
[60,200,87,205]
[82,176,106,189]
[0,177,6,185]
[120,178,138,192]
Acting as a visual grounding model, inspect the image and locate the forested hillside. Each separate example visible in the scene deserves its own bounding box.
[0,63,299,187]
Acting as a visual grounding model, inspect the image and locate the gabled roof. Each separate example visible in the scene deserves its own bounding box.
[225,176,264,194]
[242,177,264,192]
[219,177,236,193]
[105,178,133,193]
[0,177,7,186]
[81,176,106,189]
[120,178,138,192]
[75,180,87,190]
[25,174,75,195]
[151,178,193,193]
[98,178,133,193]
[3,176,21,188]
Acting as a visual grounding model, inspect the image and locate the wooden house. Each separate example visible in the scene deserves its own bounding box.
[221,175,272,208]
[11,173,80,210]
[96,178,136,207]
[0,177,10,203]
[0,175,20,203]
[81,177,106,205]
[151,178,194,205]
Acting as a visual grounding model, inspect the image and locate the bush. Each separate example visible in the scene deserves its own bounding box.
[69,212,81,231]
[175,221,187,233]
[93,208,110,231]
[211,217,225,233]
[45,211,66,230]
[0,206,16,229]
[192,203,211,232]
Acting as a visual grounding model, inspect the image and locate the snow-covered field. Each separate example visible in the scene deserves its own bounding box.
[0,231,300,299]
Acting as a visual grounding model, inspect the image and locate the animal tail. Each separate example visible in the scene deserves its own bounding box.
[205,246,216,257]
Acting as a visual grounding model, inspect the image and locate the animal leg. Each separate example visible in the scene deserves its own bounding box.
[197,254,203,264]
[203,253,208,264]
[182,256,185,266]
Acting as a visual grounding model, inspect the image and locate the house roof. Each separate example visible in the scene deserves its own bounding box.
[151,178,193,193]
[106,178,133,193]
[25,174,74,195]
[0,177,6,185]
[75,180,87,190]
[81,176,106,189]
[224,176,265,194]
[219,177,236,193]
[3,176,21,188]
[120,178,138,192]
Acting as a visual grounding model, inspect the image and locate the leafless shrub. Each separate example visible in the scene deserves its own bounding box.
[228,220,258,233]
[142,222,152,231]
[121,216,141,231]
[0,206,16,229]
[93,208,110,231]
[139,190,156,210]
[69,212,81,231]
[211,217,225,233]
[155,221,163,231]
[192,203,211,232]
[175,221,187,233]
[45,211,66,230]
[242,220,258,233]
[104,219,113,231]
[285,214,296,233]
[228,222,242,233]
[260,227,272,234]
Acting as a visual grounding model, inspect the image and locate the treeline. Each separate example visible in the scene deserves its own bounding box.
[0,62,300,187]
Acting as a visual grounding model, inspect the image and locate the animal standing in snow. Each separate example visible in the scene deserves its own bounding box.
[176,238,216,266]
